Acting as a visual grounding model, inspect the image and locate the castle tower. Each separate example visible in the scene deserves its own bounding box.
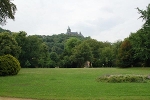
[67,26,71,34]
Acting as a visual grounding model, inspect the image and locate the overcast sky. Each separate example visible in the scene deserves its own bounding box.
[2,0,150,42]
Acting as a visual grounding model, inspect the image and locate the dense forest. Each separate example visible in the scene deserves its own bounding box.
[0,4,150,68]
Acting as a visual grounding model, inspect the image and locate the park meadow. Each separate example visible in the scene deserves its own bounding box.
[0,68,150,100]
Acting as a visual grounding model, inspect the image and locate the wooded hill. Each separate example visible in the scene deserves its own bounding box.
[0,4,150,68]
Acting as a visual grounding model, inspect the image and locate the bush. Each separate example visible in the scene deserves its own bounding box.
[97,74,149,83]
[0,54,21,76]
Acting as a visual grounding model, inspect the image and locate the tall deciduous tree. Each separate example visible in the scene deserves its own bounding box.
[49,52,59,68]
[25,35,42,67]
[83,39,103,67]
[127,4,150,67]
[137,4,150,28]
[72,42,93,67]
[38,43,50,68]
[129,29,150,66]
[0,32,21,58]
[13,31,28,67]
[64,37,81,55]
[61,37,81,68]
[117,39,133,68]
[100,47,113,67]
[112,40,122,67]
[0,0,17,25]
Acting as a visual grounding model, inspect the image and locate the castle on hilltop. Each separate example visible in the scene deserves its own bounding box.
[66,26,83,37]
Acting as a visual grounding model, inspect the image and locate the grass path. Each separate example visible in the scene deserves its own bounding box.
[0,68,150,100]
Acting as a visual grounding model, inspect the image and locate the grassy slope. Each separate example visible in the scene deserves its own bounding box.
[0,68,150,100]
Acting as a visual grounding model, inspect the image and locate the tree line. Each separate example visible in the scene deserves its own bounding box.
[0,29,117,68]
[0,4,150,68]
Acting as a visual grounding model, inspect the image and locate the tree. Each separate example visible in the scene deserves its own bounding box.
[129,29,150,66]
[64,37,81,55]
[13,31,28,67]
[15,34,43,68]
[38,43,51,68]
[72,42,93,67]
[117,39,133,68]
[25,35,43,67]
[112,40,122,67]
[83,39,104,67]
[47,52,59,68]
[0,27,11,33]
[0,32,21,58]
[60,37,82,68]
[100,47,114,67]
[60,55,74,68]
[0,0,17,25]
[127,4,150,67]
[137,4,150,28]
[24,60,31,68]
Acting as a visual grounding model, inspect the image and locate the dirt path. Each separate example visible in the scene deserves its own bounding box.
[0,97,35,100]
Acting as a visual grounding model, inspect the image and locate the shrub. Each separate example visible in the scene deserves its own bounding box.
[0,54,21,76]
[97,74,149,83]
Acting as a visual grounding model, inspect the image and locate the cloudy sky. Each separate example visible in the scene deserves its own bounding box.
[2,0,150,42]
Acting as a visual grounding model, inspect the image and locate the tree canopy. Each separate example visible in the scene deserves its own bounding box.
[0,32,21,58]
[0,0,17,25]
[137,4,150,28]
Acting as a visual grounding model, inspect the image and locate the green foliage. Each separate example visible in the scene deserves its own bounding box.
[38,43,51,68]
[25,35,44,67]
[49,52,59,67]
[24,60,31,68]
[0,0,17,25]
[0,54,21,76]
[112,40,122,66]
[16,34,45,67]
[129,30,150,66]
[13,31,28,67]
[41,34,84,55]
[125,4,150,67]
[0,32,21,58]
[83,39,104,67]
[117,39,133,67]
[50,52,59,61]
[127,4,150,67]
[98,74,149,83]
[100,46,114,67]
[137,4,150,28]
[72,42,93,67]
[60,55,76,68]
[0,27,11,33]
[64,37,81,55]
[61,37,84,68]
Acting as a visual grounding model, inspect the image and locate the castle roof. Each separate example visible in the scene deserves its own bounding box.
[66,26,83,37]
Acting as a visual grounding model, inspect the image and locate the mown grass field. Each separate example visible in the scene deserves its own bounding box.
[0,68,150,100]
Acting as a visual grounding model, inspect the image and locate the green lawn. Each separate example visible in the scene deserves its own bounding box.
[0,68,150,100]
